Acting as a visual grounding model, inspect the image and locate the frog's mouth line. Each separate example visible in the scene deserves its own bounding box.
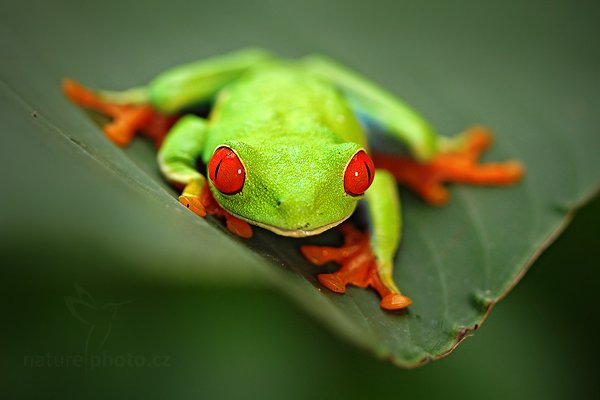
[230,213,351,238]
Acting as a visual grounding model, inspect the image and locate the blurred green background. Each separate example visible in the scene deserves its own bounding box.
[4,197,600,399]
[1,0,599,398]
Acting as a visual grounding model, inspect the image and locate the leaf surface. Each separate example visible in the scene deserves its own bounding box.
[1,0,598,367]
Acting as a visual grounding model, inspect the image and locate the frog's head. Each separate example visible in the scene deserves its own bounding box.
[207,137,375,237]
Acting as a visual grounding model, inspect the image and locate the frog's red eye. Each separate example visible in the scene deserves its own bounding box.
[344,150,375,196]
[208,146,245,195]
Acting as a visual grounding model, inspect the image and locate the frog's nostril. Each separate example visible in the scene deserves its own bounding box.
[277,198,313,214]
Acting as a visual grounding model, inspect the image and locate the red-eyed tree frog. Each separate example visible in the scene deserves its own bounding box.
[64,48,524,311]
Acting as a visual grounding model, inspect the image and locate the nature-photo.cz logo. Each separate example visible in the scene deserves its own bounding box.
[23,284,170,371]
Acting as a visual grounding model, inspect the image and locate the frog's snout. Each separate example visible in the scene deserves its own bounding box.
[275,196,312,213]
[274,197,318,229]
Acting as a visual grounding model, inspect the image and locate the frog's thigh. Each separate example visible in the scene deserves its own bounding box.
[302,54,438,161]
[149,48,273,114]
[364,169,402,292]
[157,114,208,187]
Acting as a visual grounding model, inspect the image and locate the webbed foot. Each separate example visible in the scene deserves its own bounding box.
[179,180,253,239]
[301,224,412,310]
[374,126,524,205]
[63,79,177,147]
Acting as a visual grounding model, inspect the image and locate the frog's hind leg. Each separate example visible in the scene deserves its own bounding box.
[63,79,176,147]
[63,48,273,147]
[303,54,525,193]
[374,126,524,205]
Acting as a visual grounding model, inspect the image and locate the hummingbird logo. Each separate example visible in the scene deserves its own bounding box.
[64,284,134,358]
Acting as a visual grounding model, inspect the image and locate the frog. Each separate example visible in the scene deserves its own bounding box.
[63,48,524,311]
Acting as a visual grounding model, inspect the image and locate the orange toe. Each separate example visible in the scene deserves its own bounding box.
[380,293,412,310]
[300,245,359,265]
[226,216,253,239]
[179,195,207,217]
[317,273,347,293]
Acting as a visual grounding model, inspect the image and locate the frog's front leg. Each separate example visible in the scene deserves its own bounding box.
[158,115,253,238]
[301,170,412,310]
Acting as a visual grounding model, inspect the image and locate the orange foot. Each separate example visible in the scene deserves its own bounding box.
[301,224,412,310]
[179,184,253,239]
[374,126,524,205]
[63,79,177,148]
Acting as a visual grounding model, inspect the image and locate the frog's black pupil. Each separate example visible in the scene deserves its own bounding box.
[214,158,224,180]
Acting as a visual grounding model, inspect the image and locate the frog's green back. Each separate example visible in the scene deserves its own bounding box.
[202,62,366,161]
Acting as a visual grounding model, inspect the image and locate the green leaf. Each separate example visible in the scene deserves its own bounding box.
[1,0,599,367]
